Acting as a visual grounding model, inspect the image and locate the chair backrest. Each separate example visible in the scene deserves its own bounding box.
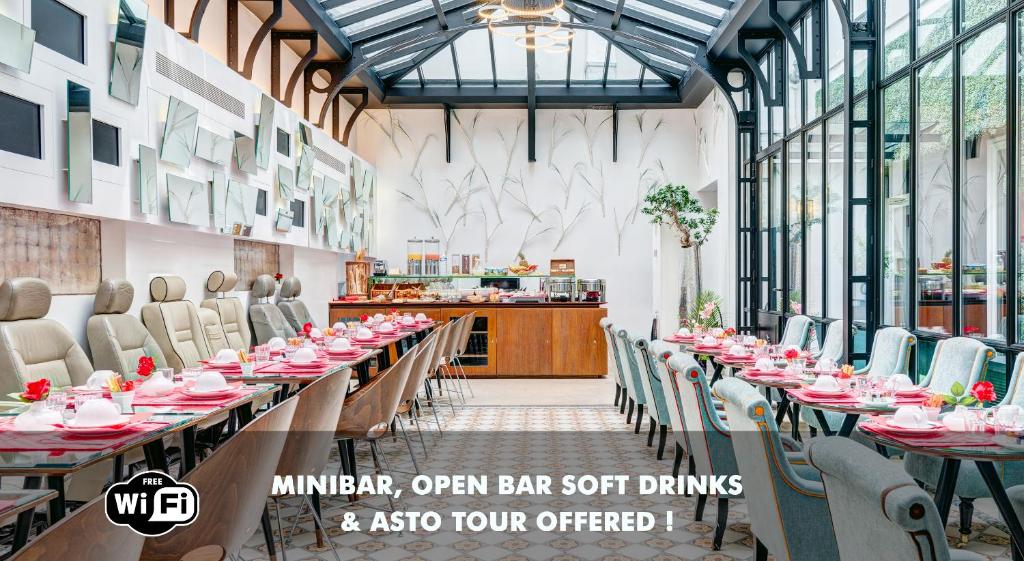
[456,311,475,355]
[1001,354,1024,407]
[87,279,168,378]
[805,437,953,561]
[442,314,466,360]
[198,307,231,354]
[668,353,737,479]
[277,276,316,332]
[11,494,144,561]
[860,327,915,378]
[814,321,844,364]
[922,337,993,395]
[600,319,627,388]
[248,274,297,344]
[628,330,669,424]
[652,342,688,452]
[432,320,456,368]
[200,271,252,351]
[0,277,93,394]
[779,315,814,349]
[336,347,415,439]
[276,368,350,478]
[424,322,449,372]
[615,328,646,405]
[143,397,298,560]
[141,275,212,371]
[400,332,437,406]
[714,377,838,561]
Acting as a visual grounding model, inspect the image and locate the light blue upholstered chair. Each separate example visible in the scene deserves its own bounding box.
[802,326,916,433]
[779,315,814,350]
[714,378,839,561]
[811,320,844,364]
[615,327,647,431]
[654,343,690,477]
[630,332,671,456]
[600,319,626,410]
[904,341,1014,545]
[805,436,986,561]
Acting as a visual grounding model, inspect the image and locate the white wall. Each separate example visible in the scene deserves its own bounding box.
[0,0,363,350]
[354,107,703,334]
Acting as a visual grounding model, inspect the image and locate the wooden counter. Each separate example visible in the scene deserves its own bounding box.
[328,301,608,378]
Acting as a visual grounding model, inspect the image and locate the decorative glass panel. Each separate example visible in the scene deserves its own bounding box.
[166,174,209,227]
[234,132,256,174]
[160,96,198,168]
[278,164,294,203]
[295,144,314,192]
[67,81,93,203]
[786,37,801,133]
[211,171,227,230]
[916,51,954,335]
[882,77,911,327]
[0,13,35,73]
[960,24,1007,340]
[255,94,275,170]
[109,0,147,105]
[138,145,158,215]
[194,128,232,165]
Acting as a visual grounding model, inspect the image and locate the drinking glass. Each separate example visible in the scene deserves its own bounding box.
[46,389,67,415]
[817,358,836,373]
[181,367,202,384]
[255,345,270,364]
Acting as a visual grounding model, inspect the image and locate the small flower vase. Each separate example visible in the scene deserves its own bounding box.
[111,391,135,414]
[240,362,255,376]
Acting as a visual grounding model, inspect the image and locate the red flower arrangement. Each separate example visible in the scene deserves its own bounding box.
[964,325,981,335]
[137,355,155,378]
[302,322,313,335]
[274,273,284,281]
[723,327,736,337]
[19,379,50,402]
[359,314,369,322]
[783,348,800,360]
[970,381,996,403]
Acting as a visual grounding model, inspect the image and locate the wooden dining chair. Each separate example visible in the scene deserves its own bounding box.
[141,397,299,561]
[336,347,415,510]
[450,311,476,397]
[271,368,350,561]
[397,331,440,456]
[431,321,463,412]
[10,495,143,561]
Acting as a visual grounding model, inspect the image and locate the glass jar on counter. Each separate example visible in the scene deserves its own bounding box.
[424,239,441,275]
[451,254,462,274]
[407,238,424,275]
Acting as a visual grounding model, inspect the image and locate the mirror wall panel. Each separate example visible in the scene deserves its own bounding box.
[274,208,293,232]
[211,171,227,229]
[224,179,245,232]
[160,96,198,168]
[0,13,35,72]
[67,81,93,203]
[255,94,274,169]
[297,123,313,147]
[195,128,232,165]
[138,145,158,215]
[242,183,258,227]
[277,164,294,202]
[234,132,256,173]
[295,144,314,192]
[166,173,209,226]
[109,0,147,105]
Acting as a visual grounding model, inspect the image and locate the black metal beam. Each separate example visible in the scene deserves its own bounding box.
[527,36,537,162]
[630,0,722,27]
[601,42,612,86]
[768,0,821,79]
[450,45,462,87]
[488,28,498,87]
[271,31,318,106]
[349,0,477,43]
[611,104,619,161]
[384,85,681,105]
[242,0,282,80]
[444,105,452,162]
[380,31,466,86]
[342,87,368,146]
[291,0,387,100]
[227,0,239,69]
[565,15,575,87]
[568,0,712,43]
[737,31,784,106]
[184,0,212,40]
[430,0,450,28]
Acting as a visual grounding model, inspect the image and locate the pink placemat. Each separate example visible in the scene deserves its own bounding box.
[0,418,169,452]
[860,419,999,447]
[199,362,274,375]
[664,335,697,343]
[718,354,756,364]
[132,384,257,407]
[787,387,929,407]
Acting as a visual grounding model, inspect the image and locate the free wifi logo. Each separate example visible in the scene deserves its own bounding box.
[105,471,199,536]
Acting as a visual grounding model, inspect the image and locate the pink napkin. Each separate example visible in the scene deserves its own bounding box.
[0,419,170,452]
[132,384,254,407]
[860,420,999,447]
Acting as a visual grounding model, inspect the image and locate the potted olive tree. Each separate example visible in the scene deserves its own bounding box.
[641,184,719,323]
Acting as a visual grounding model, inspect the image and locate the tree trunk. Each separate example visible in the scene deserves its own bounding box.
[678,244,699,325]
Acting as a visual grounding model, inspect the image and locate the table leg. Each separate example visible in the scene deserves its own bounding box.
[395,339,407,359]
[710,363,724,386]
[273,385,289,405]
[774,391,791,427]
[143,439,169,473]
[113,454,124,483]
[236,403,255,427]
[181,426,197,475]
[356,362,371,386]
[837,414,861,438]
[934,458,962,526]
[378,347,392,370]
[45,476,66,524]
[11,506,36,553]
[977,461,1024,555]
[812,409,834,437]
[789,403,801,441]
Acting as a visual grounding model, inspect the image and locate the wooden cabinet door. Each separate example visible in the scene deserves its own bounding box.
[442,308,497,375]
[552,308,608,376]
[496,308,553,376]
[329,306,385,325]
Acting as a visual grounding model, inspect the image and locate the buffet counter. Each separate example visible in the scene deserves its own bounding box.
[328,301,608,377]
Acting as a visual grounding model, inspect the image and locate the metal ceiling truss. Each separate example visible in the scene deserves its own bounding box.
[768,0,821,79]
[737,31,785,107]
[271,30,318,106]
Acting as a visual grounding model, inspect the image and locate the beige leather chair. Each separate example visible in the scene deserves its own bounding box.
[200,271,251,351]
[0,278,93,394]
[87,279,168,378]
[277,276,316,331]
[198,308,230,354]
[141,275,212,371]
[248,274,296,344]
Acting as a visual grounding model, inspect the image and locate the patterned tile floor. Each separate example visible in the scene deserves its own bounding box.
[240,405,1015,561]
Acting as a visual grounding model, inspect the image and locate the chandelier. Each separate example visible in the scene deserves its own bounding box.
[479,0,574,53]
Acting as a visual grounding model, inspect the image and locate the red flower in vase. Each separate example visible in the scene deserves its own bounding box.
[20,379,50,402]
[137,356,155,378]
[302,322,313,335]
[783,348,800,360]
[970,381,996,403]
[359,314,369,322]
[274,273,284,281]
[724,327,736,337]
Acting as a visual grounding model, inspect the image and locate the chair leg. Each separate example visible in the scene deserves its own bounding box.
[672,443,684,477]
[626,398,635,424]
[657,425,667,460]
[369,441,398,512]
[261,506,278,561]
[396,415,421,475]
[647,416,656,446]
[271,498,289,561]
[635,404,644,434]
[713,497,729,550]
[958,497,975,546]
[411,406,430,456]
[614,383,621,406]
[620,389,627,414]
[755,539,768,561]
[303,494,342,561]
[695,493,707,521]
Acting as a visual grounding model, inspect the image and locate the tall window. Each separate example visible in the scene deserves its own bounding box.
[960,24,1007,341]
[916,51,954,335]
[787,38,802,134]
[826,116,845,318]
[788,138,804,314]
[917,0,953,57]
[882,0,911,77]
[826,1,846,110]
[772,153,785,311]
[759,160,770,309]
[882,78,911,327]
[806,125,825,317]
[806,12,823,120]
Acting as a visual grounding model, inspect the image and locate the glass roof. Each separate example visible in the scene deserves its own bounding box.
[314,0,733,102]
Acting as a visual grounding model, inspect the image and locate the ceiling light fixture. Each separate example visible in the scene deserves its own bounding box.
[480,0,572,54]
